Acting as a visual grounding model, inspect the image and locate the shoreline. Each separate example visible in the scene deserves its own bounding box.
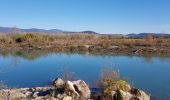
[0,78,150,100]
[0,33,170,56]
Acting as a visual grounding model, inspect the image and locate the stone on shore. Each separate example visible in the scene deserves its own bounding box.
[0,78,150,100]
[73,80,91,99]
[53,78,65,88]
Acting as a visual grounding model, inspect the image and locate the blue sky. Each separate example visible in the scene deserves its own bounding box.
[0,0,170,34]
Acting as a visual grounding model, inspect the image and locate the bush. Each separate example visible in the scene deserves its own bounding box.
[12,33,50,43]
[15,37,25,43]
[97,67,130,95]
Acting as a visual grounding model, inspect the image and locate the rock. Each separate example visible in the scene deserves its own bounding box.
[65,81,79,97]
[118,88,150,100]
[73,80,91,99]
[110,45,119,49]
[33,91,39,98]
[111,91,116,97]
[84,45,91,48]
[119,90,133,100]
[131,88,141,96]
[25,91,32,97]
[34,87,51,91]
[56,93,64,99]
[138,90,150,100]
[53,78,65,88]
[50,97,59,100]
[0,90,10,100]
[9,89,27,100]
[63,95,72,100]
[34,96,44,100]
[126,84,131,91]
[0,78,150,100]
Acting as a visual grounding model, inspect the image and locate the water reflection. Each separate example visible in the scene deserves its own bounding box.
[0,51,170,74]
[0,51,170,99]
[0,50,50,60]
[0,51,170,61]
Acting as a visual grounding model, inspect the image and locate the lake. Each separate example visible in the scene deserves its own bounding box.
[0,51,170,100]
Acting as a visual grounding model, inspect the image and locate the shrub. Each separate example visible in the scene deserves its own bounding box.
[97,67,130,95]
[15,37,25,43]
[12,33,50,43]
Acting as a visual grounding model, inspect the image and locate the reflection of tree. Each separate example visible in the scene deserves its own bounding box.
[0,50,50,60]
[141,54,170,63]
[0,51,50,74]
[10,56,21,67]
[143,55,153,64]
[158,56,170,62]
[0,56,21,74]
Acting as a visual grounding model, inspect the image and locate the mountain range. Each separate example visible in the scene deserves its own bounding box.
[0,26,64,33]
[0,26,170,38]
[0,26,98,34]
[126,33,170,38]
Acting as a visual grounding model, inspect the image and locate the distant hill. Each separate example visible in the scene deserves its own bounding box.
[0,26,63,33]
[126,33,170,38]
[0,26,99,34]
[1,27,169,37]
[0,27,13,32]
[81,31,98,34]
[21,28,63,33]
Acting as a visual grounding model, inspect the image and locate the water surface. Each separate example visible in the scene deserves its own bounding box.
[0,52,170,100]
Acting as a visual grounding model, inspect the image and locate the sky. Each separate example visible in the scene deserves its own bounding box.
[0,0,170,34]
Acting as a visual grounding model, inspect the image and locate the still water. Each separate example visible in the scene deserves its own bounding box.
[0,51,170,99]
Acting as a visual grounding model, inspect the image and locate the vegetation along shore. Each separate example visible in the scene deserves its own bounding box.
[0,33,170,56]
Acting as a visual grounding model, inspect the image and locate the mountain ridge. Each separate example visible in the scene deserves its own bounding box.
[0,26,63,33]
[0,26,98,34]
[0,26,170,37]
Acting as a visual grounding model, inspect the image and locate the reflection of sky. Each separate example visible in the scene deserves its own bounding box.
[0,53,170,99]
[0,56,20,74]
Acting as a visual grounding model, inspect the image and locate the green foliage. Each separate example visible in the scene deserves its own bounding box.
[103,80,129,94]
[10,33,50,43]
[99,67,130,95]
